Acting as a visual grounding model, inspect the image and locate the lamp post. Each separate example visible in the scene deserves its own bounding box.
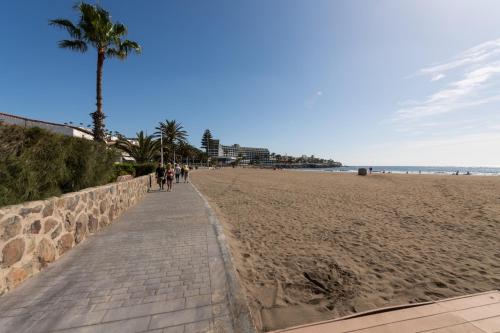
[160,128,164,166]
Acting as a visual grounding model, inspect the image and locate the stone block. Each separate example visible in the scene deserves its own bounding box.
[42,202,54,218]
[100,216,109,226]
[19,205,42,217]
[64,212,76,231]
[65,196,80,211]
[74,213,88,244]
[6,267,28,289]
[37,238,56,266]
[43,218,59,234]
[0,215,22,240]
[30,220,41,234]
[1,238,25,267]
[57,233,74,255]
[99,200,108,215]
[51,225,62,239]
[88,215,98,233]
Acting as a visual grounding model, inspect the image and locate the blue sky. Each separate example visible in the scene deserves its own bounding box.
[1,0,500,166]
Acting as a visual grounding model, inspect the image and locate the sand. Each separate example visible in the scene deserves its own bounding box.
[190,168,500,332]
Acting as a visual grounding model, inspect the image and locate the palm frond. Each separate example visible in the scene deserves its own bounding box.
[107,39,141,60]
[51,2,141,59]
[58,39,88,52]
[113,22,127,36]
[116,131,160,163]
[49,18,82,39]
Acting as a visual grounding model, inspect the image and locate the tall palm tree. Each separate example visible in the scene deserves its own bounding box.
[115,131,159,163]
[155,120,188,163]
[50,2,141,142]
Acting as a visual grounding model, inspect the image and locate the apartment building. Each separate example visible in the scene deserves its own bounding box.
[207,139,270,163]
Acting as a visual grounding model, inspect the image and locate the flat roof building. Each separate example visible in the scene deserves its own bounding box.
[207,139,270,163]
[0,112,93,140]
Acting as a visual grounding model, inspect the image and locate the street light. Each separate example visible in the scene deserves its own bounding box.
[159,127,164,166]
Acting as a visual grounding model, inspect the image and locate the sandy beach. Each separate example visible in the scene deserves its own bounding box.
[191,168,500,331]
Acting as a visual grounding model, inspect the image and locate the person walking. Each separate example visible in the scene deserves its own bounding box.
[180,165,185,180]
[166,163,174,192]
[175,163,181,183]
[183,164,189,183]
[155,162,166,191]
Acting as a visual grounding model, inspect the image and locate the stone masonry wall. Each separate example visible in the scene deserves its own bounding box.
[0,175,151,295]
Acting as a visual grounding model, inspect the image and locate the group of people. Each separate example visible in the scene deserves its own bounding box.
[155,162,190,191]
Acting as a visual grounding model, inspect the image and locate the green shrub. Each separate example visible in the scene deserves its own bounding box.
[0,124,118,207]
[113,163,136,178]
[134,163,156,176]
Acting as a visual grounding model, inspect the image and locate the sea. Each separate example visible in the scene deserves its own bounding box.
[301,166,500,176]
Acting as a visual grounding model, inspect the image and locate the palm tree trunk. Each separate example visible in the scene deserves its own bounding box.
[92,50,106,142]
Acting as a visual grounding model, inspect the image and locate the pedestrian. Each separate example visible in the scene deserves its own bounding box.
[155,162,166,191]
[175,163,181,183]
[183,164,189,183]
[166,163,174,191]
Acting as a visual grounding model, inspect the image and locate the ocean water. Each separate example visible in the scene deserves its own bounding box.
[302,166,500,176]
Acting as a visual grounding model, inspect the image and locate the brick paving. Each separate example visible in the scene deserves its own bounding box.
[0,181,235,333]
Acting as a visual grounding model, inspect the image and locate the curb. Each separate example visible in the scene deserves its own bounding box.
[190,183,257,333]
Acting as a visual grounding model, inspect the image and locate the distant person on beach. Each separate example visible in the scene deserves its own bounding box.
[175,164,181,183]
[155,163,166,191]
[183,164,189,183]
[369,167,372,174]
[166,164,174,191]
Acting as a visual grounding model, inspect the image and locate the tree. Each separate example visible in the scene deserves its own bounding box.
[50,2,141,142]
[177,141,198,164]
[115,131,159,163]
[201,129,212,153]
[155,120,188,162]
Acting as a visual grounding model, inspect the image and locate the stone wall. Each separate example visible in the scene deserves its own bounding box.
[0,175,151,294]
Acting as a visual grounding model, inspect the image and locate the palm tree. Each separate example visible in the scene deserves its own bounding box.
[177,142,199,164]
[50,2,141,142]
[115,131,159,163]
[155,120,188,163]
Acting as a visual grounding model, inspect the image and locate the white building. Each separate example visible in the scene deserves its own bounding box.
[0,112,93,140]
[207,139,270,164]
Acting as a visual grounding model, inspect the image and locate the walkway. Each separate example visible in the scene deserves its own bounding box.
[273,290,500,333]
[0,181,240,333]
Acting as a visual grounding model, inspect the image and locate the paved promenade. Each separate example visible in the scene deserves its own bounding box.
[0,181,240,333]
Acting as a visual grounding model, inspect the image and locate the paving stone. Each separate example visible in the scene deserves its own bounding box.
[103,299,185,322]
[186,295,212,308]
[28,310,107,332]
[184,320,211,332]
[149,306,213,329]
[56,316,151,333]
[162,326,185,333]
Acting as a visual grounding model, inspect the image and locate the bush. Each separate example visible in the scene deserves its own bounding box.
[113,163,136,179]
[0,124,118,207]
[134,163,156,177]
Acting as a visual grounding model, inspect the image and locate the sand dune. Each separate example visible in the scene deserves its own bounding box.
[191,169,500,331]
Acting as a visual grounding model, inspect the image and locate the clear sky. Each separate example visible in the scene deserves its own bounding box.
[1,0,500,166]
